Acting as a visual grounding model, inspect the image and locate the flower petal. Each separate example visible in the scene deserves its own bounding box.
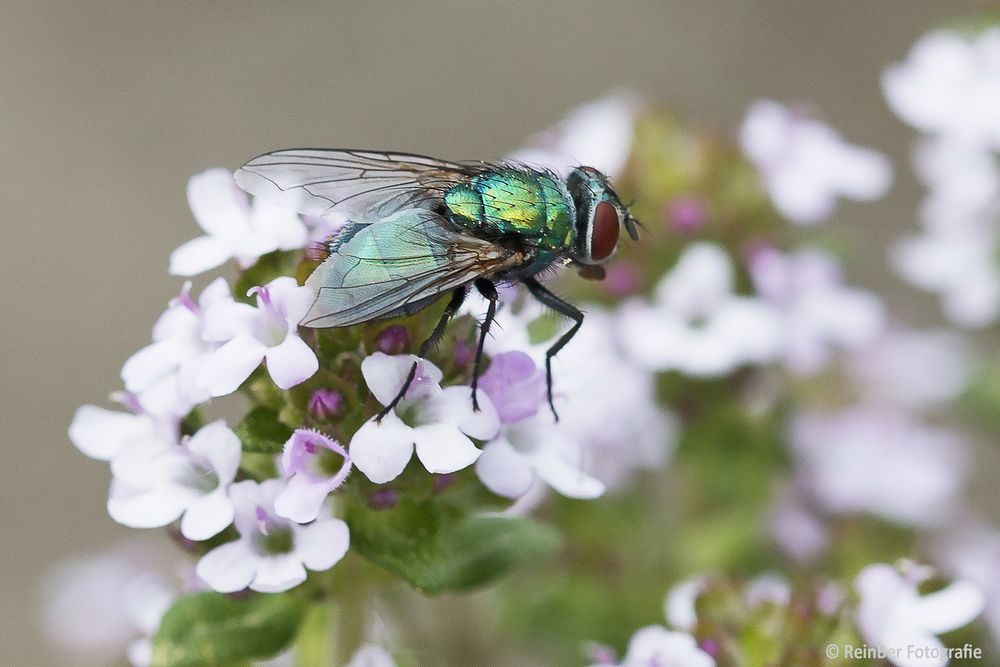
[168,236,233,277]
[412,423,481,475]
[295,518,350,571]
[533,444,605,499]
[349,413,415,484]
[186,420,242,484]
[196,539,258,593]
[274,474,333,524]
[107,482,188,528]
[264,334,319,389]
[68,406,156,461]
[908,580,984,635]
[179,487,235,541]
[418,386,500,440]
[361,352,442,406]
[197,334,267,396]
[187,168,249,237]
[250,554,307,593]
[121,340,185,393]
[475,438,535,498]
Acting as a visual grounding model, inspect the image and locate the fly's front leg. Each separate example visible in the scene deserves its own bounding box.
[376,287,467,423]
[470,278,499,412]
[522,277,583,422]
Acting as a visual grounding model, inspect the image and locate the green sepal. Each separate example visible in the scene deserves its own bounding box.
[346,498,561,594]
[235,406,293,454]
[150,591,306,667]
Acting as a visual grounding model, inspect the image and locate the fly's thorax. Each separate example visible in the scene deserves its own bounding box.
[443,169,576,253]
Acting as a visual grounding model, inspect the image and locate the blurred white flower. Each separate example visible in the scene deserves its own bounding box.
[196,277,319,395]
[196,479,349,593]
[594,626,715,667]
[894,224,1000,327]
[349,353,498,484]
[768,487,828,563]
[745,573,791,609]
[121,278,237,417]
[619,243,784,376]
[108,420,240,541]
[39,541,181,667]
[914,137,999,230]
[170,168,307,276]
[275,429,352,524]
[849,328,971,409]
[750,246,885,373]
[789,408,967,527]
[934,522,1000,646]
[344,645,397,667]
[664,578,706,632]
[508,91,642,179]
[740,99,891,224]
[481,302,677,490]
[856,562,984,667]
[884,29,1000,148]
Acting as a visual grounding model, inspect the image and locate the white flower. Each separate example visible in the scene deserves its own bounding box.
[471,351,604,499]
[475,414,604,500]
[893,225,1000,327]
[274,429,352,524]
[749,246,885,373]
[108,420,240,541]
[740,99,891,224]
[196,479,349,593]
[934,522,1000,645]
[849,328,971,409]
[745,574,791,609]
[664,578,706,632]
[69,404,172,461]
[508,91,642,179]
[196,277,319,395]
[856,562,984,667]
[169,168,307,276]
[481,304,678,490]
[121,278,237,417]
[344,646,397,667]
[349,353,499,484]
[595,626,715,667]
[619,243,784,376]
[789,408,967,527]
[883,29,1000,148]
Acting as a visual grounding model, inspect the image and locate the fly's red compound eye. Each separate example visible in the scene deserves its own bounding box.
[590,201,620,262]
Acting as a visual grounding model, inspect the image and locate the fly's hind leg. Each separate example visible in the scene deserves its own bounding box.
[375,286,468,423]
[470,278,499,412]
[522,277,583,422]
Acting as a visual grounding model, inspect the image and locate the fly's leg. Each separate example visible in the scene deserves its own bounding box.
[522,277,583,422]
[470,278,499,412]
[375,287,467,423]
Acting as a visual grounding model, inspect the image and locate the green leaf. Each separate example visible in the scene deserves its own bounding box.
[347,498,561,594]
[236,406,293,454]
[151,591,306,667]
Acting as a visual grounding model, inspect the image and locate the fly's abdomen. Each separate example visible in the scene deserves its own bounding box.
[444,170,575,253]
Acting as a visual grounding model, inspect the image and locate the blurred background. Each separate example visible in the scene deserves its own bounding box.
[0,2,979,664]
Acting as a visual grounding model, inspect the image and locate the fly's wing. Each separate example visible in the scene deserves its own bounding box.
[235,149,485,221]
[302,209,518,327]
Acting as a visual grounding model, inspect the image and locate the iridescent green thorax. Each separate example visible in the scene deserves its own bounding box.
[444,169,576,257]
